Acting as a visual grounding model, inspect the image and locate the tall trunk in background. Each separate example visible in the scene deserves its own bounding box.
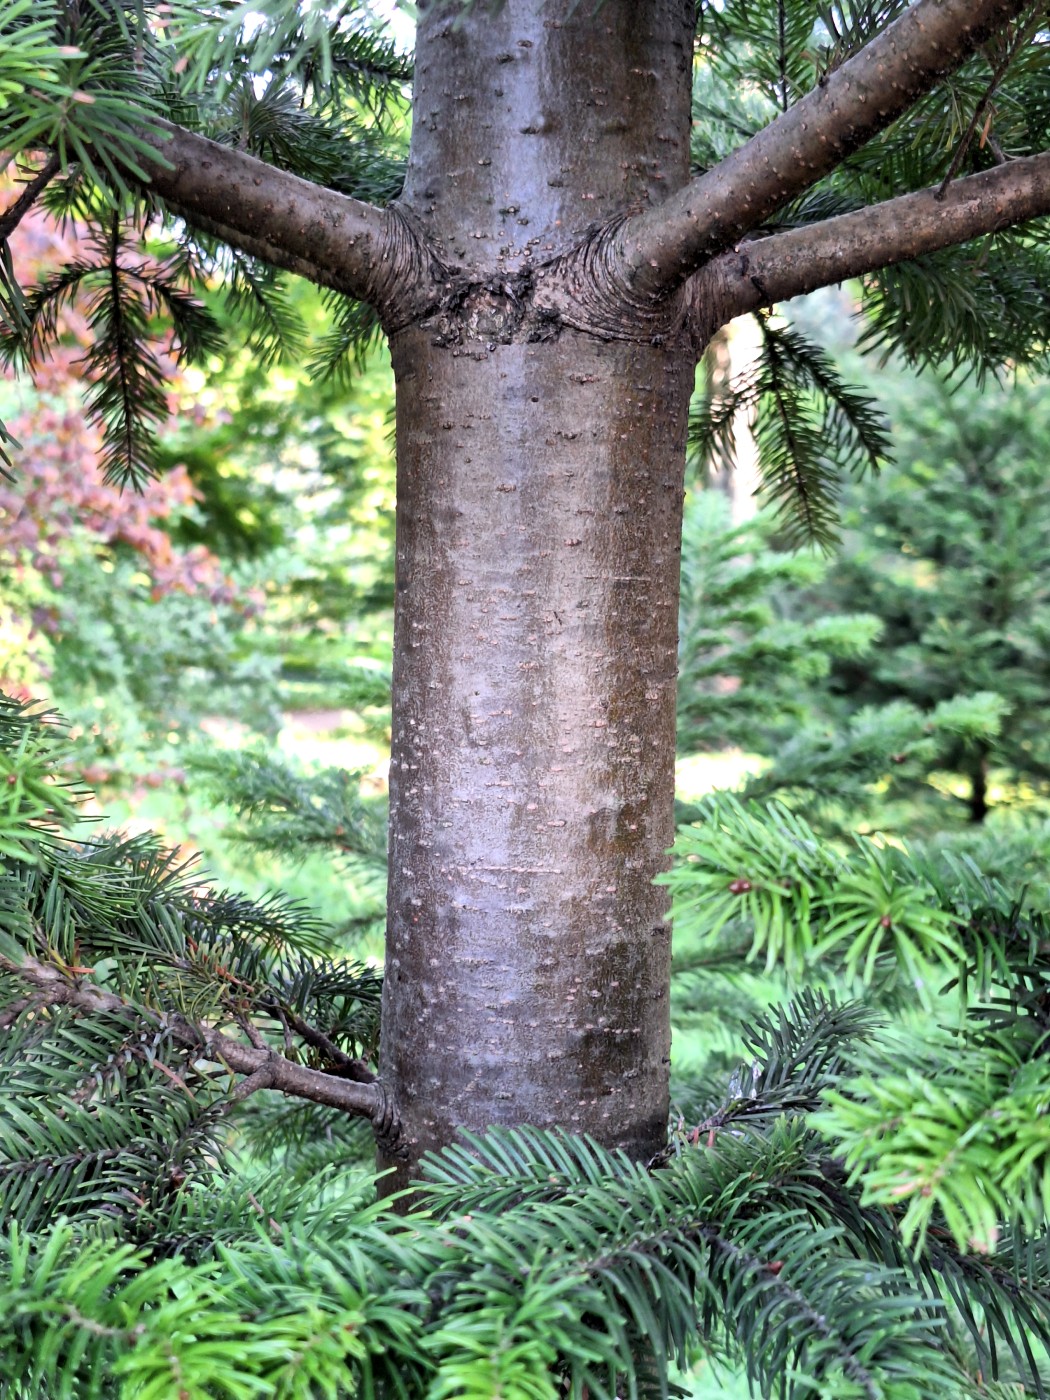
[379,0,699,1183]
[966,744,991,824]
[704,317,764,523]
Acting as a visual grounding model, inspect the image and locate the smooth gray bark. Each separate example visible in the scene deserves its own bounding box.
[706,150,1050,320]
[137,121,448,321]
[381,328,692,1180]
[378,0,696,1184]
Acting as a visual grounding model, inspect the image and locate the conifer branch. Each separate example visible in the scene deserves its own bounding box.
[259,996,376,1085]
[131,121,439,326]
[5,953,387,1126]
[622,0,1034,295]
[0,153,60,243]
[935,4,1038,199]
[709,149,1050,320]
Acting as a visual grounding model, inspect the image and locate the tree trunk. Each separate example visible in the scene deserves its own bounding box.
[967,745,990,824]
[378,0,698,1184]
[704,317,763,523]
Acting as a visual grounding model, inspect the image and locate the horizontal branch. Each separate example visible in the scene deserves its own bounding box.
[0,154,61,243]
[134,122,437,327]
[264,995,376,1084]
[706,149,1050,322]
[621,0,1033,297]
[6,954,384,1122]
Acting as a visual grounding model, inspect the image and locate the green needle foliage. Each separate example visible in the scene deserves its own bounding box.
[816,1021,1050,1254]
[689,317,892,550]
[740,693,1009,836]
[9,1,1050,1393]
[666,790,1050,1273]
[676,491,882,755]
[684,0,1050,545]
[6,700,1050,1396]
[0,0,410,485]
[664,794,960,985]
[0,697,383,1236]
[795,370,1050,829]
[190,746,388,880]
[666,793,1032,988]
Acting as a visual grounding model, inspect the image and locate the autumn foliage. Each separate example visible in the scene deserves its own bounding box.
[0,176,242,697]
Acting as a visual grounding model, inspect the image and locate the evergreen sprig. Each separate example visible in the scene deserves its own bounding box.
[665,794,1050,1260]
[199,244,308,366]
[8,697,1050,1394]
[816,1021,1050,1252]
[858,236,1050,384]
[0,698,83,861]
[206,77,406,204]
[0,216,223,487]
[188,745,388,885]
[0,696,386,1241]
[664,792,1050,994]
[164,0,412,114]
[742,692,1008,823]
[689,318,891,550]
[308,290,385,386]
[0,0,408,484]
[0,0,170,197]
[8,1112,1049,1398]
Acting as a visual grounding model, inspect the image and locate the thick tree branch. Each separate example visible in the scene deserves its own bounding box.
[260,994,376,1084]
[705,150,1050,323]
[5,954,389,1125]
[0,154,61,243]
[135,122,438,328]
[621,0,1034,298]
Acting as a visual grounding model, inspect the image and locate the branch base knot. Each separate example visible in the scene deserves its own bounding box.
[370,1081,408,1161]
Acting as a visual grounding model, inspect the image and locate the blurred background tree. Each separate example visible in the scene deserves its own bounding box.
[802,371,1050,829]
[0,182,395,922]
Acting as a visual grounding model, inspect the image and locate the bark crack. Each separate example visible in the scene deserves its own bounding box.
[411,223,690,350]
[534,219,688,345]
